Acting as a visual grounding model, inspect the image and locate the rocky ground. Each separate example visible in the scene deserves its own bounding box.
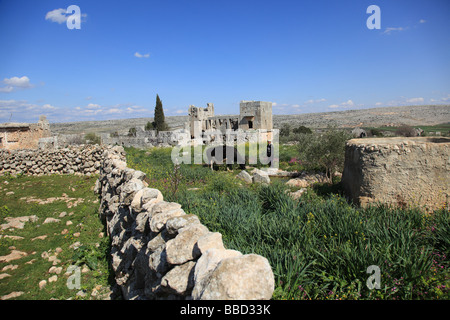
[50,105,449,135]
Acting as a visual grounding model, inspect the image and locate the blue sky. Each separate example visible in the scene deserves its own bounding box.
[0,0,449,123]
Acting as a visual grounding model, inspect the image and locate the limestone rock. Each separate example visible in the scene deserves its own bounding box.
[165,214,201,235]
[165,224,209,265]
[160,260,196,295]
[194,232,225,256]
[236,170,252,184]
[197,254,274,300]
[252,169,270,184]
[149,207,185,233]
[191,248,242,299]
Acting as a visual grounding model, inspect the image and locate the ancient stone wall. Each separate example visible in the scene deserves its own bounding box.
[95,146,275,300]
[0,145,105,176]
[342,137,449,211]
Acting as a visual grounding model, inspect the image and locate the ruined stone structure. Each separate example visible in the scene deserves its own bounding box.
[0,115,51,150]
[187,100,273,137]
[95,146,275,300]
[342,137,449,211]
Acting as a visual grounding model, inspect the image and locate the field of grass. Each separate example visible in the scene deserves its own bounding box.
[126,146,450,300]
[0,174,115,300]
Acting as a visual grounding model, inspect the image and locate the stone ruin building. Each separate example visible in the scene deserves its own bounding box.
[0,115,51,150]
[187,100,273,138]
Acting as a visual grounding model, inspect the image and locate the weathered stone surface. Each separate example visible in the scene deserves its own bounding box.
[342,137,450,211]
[236,170,252,184]
[165,224,209,265]
[160,261,196,295]
[0,215,38,230]
[191,248,242,299]
[149,207,185,233]
[194,232,225,256]
[131,188,163,212]
[165,214,200,235]
[197,254,274,300]
[252,169,270,184]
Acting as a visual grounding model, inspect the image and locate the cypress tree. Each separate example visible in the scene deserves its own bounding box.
[153,94,168,132]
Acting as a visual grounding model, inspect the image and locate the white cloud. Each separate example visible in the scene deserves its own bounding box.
[42,104,57,110]
[0,86,13,93]
[419,19,426,24]
[0,99,60,122]
[375,102,383,106]
[106,108,121,114]
[45,8,87,24]
[135,52,150,58]
[328,99,355,109]
[305,98,326,104]
[0,76,34,93]
[341,99,354,107]
[86,103,101,109]
[406,97,424,103]
[383,27,406,35]
[3,76,32,88]
[45,8,67,24]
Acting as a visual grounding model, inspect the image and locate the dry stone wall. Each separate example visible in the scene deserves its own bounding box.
[95,146,275,300]
[342,137,449,211]
[0,145,105,176]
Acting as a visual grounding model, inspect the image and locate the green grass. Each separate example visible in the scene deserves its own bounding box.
[0,174,115,300]
[126,146,450,300]
[364,123,450,136]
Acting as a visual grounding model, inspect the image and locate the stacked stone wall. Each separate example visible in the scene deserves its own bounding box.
[95,146,275,300]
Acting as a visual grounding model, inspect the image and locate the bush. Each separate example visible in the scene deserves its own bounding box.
[396,125,416,137]
[84,132,101,145]
[296,126,352,181]
[292,125,312,135]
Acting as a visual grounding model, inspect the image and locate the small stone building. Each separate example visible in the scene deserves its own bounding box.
[0,115,51,150]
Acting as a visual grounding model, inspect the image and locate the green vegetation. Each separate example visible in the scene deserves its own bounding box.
[364,123,450,137]
[126,145,450,300]
[296,127,352,182]
[84,132,101,145]
[153,94,169,132]
[0,174,114,300]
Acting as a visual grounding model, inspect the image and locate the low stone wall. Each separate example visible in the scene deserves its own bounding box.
[95,146,275,300]
[0,145,105,176]
[342,137,449,211]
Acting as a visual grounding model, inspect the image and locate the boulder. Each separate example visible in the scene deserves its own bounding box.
[165,224,209,265]
[160,260,196,295]
[196,254,274,300]
[191,248,242,299]
[252,169,270,184]
[236,170,252,184]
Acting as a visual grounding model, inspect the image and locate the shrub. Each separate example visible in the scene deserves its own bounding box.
[396,125,416,137]
[296,126,352,181]
[84,132,101,145]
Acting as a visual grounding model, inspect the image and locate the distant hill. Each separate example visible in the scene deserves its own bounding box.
[50,105,449,135]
